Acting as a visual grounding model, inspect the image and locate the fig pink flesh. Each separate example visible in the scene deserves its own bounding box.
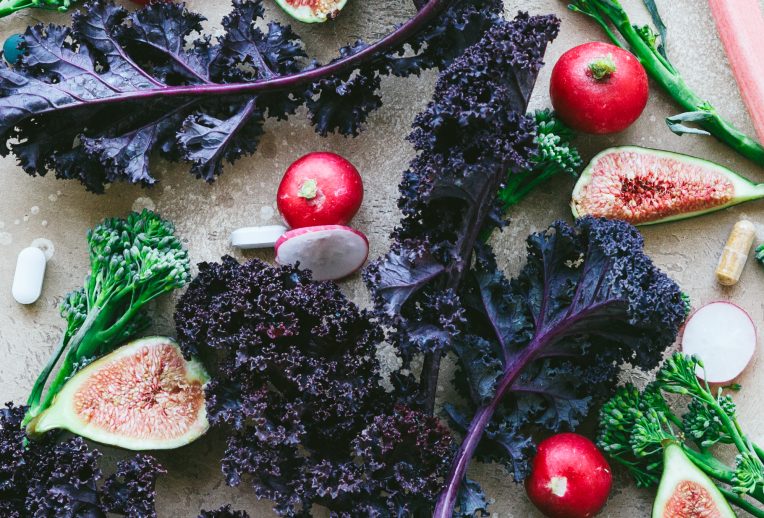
[285,0,338,11]
[73,343,205,440]
[664,481,725,518]
[574,150,734,224]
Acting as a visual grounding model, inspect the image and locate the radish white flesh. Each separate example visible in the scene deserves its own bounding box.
[230,225,288,249]
[275,225,368,281]
[681,302,757,383]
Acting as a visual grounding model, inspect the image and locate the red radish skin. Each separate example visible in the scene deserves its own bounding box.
[275,225,369,281]
[550,42,649,134]
[525,433,612,518]
[277,152,364,229]
[710,0,764,145]
[681,301,757,384]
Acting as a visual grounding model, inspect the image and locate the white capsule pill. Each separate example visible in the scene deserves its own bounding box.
[12,246,47,304]
[230,225,288,249]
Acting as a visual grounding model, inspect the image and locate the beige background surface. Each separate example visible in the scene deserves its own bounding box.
[1,0,763,516]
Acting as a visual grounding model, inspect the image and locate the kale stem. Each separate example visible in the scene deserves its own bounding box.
[434,342,541,517]
[420,168,499,413]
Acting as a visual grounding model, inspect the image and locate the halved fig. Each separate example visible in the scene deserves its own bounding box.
[274,0,348,23]
[571,146,764,225]
[29,337,209,451]
[652,442,735,518]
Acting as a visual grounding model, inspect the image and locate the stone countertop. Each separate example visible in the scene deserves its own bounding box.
[1,0,763,516]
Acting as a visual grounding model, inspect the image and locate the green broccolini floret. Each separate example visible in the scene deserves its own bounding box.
[24,210,190,430]
[498,109,583,210]
[598,353,764,517]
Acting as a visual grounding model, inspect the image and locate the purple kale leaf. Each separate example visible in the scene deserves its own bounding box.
[199,505,250,518]
[101,455,167,517]
[433,218,688,516]
[174,257,455,517]
[365,13,561,411]
[0,0,501,192]
[352,405,454,515]
[0,403,164,517]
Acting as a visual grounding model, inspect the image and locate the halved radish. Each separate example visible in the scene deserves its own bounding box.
[275,225,368,281]
[681,301,757,383]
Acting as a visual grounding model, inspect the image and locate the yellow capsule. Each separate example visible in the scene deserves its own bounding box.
[716,220,756,286]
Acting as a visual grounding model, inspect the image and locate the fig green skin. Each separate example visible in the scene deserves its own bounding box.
[571,146,764,226]
[28,336,210,451]
[652,442,736,518]
[273,0,348,23]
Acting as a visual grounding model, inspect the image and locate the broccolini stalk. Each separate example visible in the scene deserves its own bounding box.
[0,0,70,17]
[24,210,190,431]
[498,110,583,210]
[568,0,764,166]
[599,353,764,517]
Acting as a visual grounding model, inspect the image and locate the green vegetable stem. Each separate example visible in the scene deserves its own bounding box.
[599,353,764,517]
[23,210,190,432]
[568,0,764,167]
[0,0,70,17]
[498,109,583,211]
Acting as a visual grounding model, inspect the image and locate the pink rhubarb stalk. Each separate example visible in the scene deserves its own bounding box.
[709,0,764,145]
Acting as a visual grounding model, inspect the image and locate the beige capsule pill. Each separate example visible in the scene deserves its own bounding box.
[716,220,756,286]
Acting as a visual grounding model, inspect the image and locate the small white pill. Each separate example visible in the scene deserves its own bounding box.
[12,247,47,304]
[230,225,288,249]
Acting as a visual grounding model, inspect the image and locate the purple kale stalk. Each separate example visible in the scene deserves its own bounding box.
[174,257,455,516]
[0,0,500,192]
[0,403,165,517]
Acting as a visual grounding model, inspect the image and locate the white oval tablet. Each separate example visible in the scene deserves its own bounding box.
[230,225,288,249]
[12,246,47,304]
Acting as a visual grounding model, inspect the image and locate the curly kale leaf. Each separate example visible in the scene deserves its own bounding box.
[365,14,560,367]
[199,505,250,518]
[0,403,164,517]
[174,258,455,516]
[0,0,501,192]
[434,218,687,515]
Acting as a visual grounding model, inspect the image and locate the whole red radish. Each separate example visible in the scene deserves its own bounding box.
[525,433,612,518]
[550,42,648,134]
[277,152,363,229]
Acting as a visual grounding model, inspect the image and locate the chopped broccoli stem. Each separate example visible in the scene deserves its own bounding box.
[568,0,764,166]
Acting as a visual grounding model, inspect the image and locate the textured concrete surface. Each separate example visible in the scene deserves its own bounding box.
[1,0,763,516]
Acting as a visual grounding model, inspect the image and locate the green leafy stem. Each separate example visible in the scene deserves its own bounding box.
[0,0,70,17]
